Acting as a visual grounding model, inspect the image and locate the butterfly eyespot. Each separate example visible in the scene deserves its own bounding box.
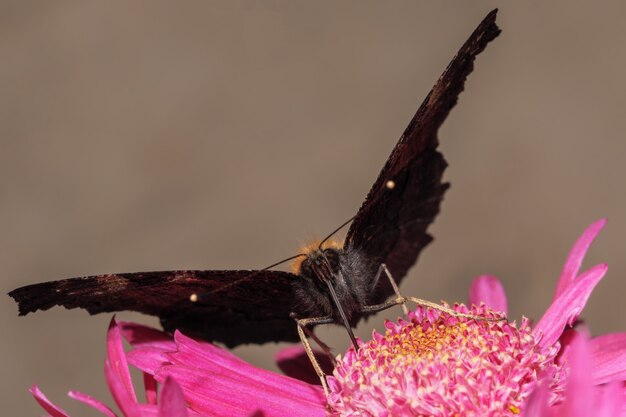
[386,180,396,189]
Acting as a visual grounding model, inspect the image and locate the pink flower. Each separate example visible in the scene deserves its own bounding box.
[28,220,626,416]
[327,305,555,416]
[326,219,626,416]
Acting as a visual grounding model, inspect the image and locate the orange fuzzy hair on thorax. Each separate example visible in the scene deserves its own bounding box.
[291,238,343,275]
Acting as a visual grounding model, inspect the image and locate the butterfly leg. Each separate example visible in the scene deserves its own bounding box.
[405,296,505,322]
[291,315,337,366]
[360,295,505,323]
[291,314,335,396]
[373,263,408,315]
[359,297,407,314]
[302,327,337,367]
[370,264,504,322]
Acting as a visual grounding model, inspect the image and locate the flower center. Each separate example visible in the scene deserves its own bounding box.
[327,304,561,417]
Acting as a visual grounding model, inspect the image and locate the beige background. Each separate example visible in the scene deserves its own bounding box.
[3,2,626,415]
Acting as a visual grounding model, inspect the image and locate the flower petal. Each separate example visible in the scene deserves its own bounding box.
[137,405,160,417]
[68,390,118,417]
[157,364,324,417]
[144,373,158,405]
[595,381,623,417]
[554,219,606,300]
[154,331,326,417]
[170,330,324,397]
[105,318,144,417]
[105,359,142,417]
[29,385,70,417]
[158,377,188,417]
[521,383,551,417]
[120,321,177,352]
[534,263,607,348]
[589,332,626,384]
[127,347,170,374]
[275,346,334,385]
[468,275,508,314]
[560,331,593,417]
[107,318,138,403]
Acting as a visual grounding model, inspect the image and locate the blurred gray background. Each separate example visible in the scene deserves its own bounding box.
[3,1,626,415]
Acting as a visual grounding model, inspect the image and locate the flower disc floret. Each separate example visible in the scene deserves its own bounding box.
[327,304,561,417]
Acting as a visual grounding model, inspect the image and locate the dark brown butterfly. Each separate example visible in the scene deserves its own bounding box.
[9,10,500,348]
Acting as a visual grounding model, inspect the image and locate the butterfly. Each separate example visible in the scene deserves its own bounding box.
[9,10,500,349]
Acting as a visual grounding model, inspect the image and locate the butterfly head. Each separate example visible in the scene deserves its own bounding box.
[291,239,343,278]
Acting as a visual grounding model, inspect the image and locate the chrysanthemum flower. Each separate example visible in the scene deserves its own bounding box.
[326,304,555,416]
[326,219,626,416]
[29,219,626,416]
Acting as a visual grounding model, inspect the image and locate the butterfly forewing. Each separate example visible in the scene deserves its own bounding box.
[345,10,501,303]
[9,269,302,346]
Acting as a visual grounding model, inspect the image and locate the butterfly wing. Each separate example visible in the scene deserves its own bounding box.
[345,10,501,302]
[8,269,301,347]
[9,11,501,346]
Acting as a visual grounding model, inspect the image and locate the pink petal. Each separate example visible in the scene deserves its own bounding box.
[143,373,158,405]
[560,331,593,417]
[170,330,243,365]
[468,275,508,314]
[105,359,142,417]
[120,321,177,352]
[127,347,170,374]
[595,381,623,417]
[158,377,188,417]
[29,385,70,417]
[154,331,326,416]
[122,325,325,416]
[554,219,607,300]
[68,390,118,417]
[157,364,325,417]
[170,331,320,394]
[136,405,160,417]
[521,383,551,417]
[107,318,137,403]
[555,328,578,366]
[275,346,334,386]
[590,332,626,384]
[534,263,607,348]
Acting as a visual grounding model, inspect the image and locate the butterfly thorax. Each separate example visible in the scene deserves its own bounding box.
[291,245,376,325]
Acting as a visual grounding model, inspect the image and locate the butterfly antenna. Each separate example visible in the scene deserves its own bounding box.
[258,253,308,273]
[318,215,356,250]
[189,253,307,304]
[191,215,356,304]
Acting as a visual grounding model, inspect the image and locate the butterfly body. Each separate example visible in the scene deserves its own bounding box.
[9,10,501,348]
[293,244,374,325]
